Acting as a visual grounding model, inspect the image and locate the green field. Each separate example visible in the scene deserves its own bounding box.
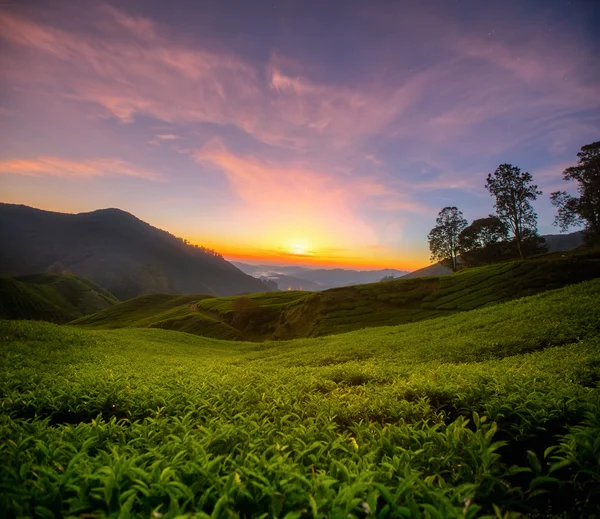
[73,253,600,341]
[0,274,118,324]
[2,279,600,517]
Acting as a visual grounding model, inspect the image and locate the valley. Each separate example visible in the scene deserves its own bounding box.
[72,250,600,341]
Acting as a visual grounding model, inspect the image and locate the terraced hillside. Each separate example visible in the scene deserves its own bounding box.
[73,291,309,341]
[0,273,118,323]
[2,280,600,517]
[74,253,600,340]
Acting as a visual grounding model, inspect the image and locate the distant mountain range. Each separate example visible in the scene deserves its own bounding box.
[0,204,272,299]
[542,231,584,252]
[231,262,408,290]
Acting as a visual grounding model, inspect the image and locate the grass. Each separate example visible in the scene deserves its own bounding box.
[73,253,600,341]
[1,279,600,517]
[0,273,118,324]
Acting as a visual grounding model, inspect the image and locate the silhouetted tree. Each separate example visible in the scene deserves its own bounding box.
[551,141,600,245]
[506,229,548,258]
[380,275,395,282]
[486,164,542,259]
[458,215,508,267]
[427,207,468,272]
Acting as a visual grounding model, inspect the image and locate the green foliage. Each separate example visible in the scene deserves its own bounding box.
[458,216,508,267]
[73,253,600,342]
[486,164,542,260]
[427,207,468,271]
[551,140,600,245]
[0,273,118,323]
[1,280,600,517]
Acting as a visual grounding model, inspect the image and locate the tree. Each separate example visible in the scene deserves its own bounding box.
[427,207,468,272]
[550,141,600,245]
[458,215,508,267]
[485,164,542,259]
[505,228,548,258]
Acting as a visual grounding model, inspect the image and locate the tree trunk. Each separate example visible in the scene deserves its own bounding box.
[517,239,524,260]
[514,218,524,260]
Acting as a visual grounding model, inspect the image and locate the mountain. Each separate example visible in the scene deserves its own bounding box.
[230,262,312,277]
[543,231,584,252]
[297,268,407,288]
[230,262,407,290]
[0,203,272,300]
[259,274,323,291]
[401,262,453,279]
[0,273,117,323]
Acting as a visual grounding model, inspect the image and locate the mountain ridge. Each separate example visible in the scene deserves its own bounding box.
[231,261,408,290]
[0,203,272,299]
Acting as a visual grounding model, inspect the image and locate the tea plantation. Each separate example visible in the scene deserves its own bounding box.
[2,279,600,517]
[0,274,118,324]
[72,253,600,341]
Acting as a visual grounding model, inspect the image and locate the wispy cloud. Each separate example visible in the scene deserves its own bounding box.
[0,1,597,267]
[0,156,163,181]
[1,5,596,160]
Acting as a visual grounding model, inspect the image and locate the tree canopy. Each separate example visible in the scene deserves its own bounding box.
[458,216,508,267]
[551,140,600,245]
[427,207,468,272]
[485,164,542,259]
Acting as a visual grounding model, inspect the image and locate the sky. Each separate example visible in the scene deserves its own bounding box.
[0,0,599,271]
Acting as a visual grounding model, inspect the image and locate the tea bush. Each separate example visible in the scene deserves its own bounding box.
[1,280,600,517]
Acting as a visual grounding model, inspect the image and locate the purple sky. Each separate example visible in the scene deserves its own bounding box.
[1,0,599,269]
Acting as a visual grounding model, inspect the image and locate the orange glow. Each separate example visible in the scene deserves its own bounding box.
[194,241,427,271]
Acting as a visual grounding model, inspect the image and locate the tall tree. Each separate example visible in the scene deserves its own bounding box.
[458,215,508,267]
[550,141,600,245]
[485,164,542,259]
[427,207,468,272]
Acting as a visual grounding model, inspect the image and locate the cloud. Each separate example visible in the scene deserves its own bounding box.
[1,3,597,166]
[191,139,431,253]
[0,156,163,181]
[193,138,426,213]
[0,1,597,247]
[0,7,428,152]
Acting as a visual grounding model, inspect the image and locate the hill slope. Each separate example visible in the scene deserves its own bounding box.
[401,261,453,279]
[74,252,600,340]
[403,231,584,279]
[2,280,600,517]
[0,203,271,299]
[0,273,118,323]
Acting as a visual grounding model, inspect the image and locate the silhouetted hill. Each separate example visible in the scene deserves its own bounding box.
[543,231,584,252]
[0,273,117,323]
[401,262,453,279]
[0,204,272,299]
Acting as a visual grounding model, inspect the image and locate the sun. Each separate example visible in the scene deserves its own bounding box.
[286,239,312,256]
